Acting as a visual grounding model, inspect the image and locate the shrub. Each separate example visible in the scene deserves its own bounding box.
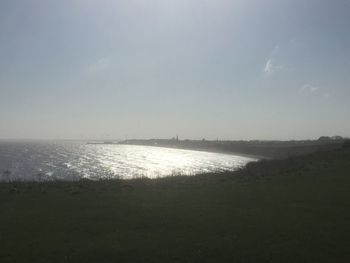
[343,140,350,148]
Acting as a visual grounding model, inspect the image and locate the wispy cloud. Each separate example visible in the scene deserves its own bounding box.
[300,84,320,93]
[86,57,111,73]
[263,59,284,75]
[299,83,330,99]
[271,45,280,56]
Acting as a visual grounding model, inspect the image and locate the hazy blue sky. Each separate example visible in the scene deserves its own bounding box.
[1,0,349,140]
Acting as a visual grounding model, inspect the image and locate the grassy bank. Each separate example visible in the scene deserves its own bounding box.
[1,147,350,262]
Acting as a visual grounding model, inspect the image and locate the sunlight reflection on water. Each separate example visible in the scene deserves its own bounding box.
[0,142,257,181]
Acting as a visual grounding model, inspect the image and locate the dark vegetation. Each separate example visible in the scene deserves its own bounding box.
[1,144,350,262]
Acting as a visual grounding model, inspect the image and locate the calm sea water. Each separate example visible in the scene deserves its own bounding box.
[0,141,257,181]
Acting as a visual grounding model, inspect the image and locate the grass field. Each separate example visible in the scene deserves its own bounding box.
[1,147,350,262]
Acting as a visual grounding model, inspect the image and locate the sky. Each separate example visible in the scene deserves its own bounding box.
[0,0,349,140]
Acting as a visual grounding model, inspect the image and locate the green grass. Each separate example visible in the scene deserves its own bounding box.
[1,148,350,262]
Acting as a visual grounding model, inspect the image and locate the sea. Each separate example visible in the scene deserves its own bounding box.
[0,141,257,181]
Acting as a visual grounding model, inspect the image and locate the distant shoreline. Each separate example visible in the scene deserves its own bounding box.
[114,139,345,160]
[102,142,266,160]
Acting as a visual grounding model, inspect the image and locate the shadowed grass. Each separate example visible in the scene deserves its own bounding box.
[1,147,350,262]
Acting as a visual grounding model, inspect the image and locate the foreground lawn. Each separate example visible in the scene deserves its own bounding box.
[1,148,350,262]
